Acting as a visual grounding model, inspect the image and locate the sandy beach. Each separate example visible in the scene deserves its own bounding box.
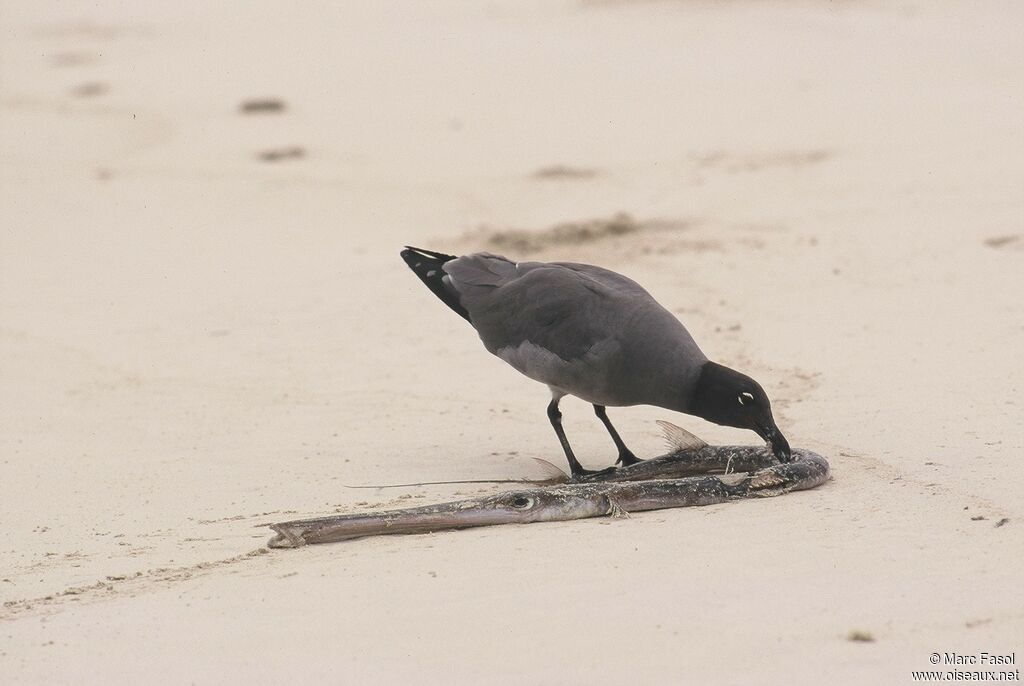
[1,1,1022,683]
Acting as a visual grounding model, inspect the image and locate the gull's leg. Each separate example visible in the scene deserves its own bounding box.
[547,398,615,479]
[593,405,643,466]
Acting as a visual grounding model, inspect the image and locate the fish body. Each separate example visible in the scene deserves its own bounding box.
[268,446,829,548]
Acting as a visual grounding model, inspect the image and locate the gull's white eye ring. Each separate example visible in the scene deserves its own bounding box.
[738,392,754,405]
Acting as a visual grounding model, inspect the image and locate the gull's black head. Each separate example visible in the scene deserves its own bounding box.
[691,361,791,462]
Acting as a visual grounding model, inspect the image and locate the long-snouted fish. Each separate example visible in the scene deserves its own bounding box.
[267,426,830,548]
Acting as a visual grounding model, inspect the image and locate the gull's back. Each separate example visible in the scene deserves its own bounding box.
[443,253,707,410]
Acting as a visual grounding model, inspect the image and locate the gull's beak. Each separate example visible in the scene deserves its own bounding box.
[755,421,792,463]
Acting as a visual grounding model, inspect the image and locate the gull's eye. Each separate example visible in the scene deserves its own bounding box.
[738,392,754,405]
[511,496,534,509]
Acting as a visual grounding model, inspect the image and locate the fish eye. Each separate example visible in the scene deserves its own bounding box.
[738,392,754,405]
[511,496,534,509]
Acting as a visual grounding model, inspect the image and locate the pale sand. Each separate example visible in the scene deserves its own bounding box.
[1,1,1022,683]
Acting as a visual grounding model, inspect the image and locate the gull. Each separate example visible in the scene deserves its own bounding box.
[401,246,790,478]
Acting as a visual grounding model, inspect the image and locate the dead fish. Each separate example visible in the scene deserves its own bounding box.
[267,424,830,548]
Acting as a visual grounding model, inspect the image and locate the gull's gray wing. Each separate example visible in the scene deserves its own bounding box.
[442,254,706,408]
[443,254,644,359]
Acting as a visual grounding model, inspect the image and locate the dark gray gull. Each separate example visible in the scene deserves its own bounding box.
[401,246,791,478]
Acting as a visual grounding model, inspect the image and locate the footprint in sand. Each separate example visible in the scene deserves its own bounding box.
[465,212,695,254]
[531,165,600,180]
[693,149,833,173]
[257,146,306,162]
[70,82,109,98]
[984,234,1021,251]
[49,50,102,68]
[239,98,287,114]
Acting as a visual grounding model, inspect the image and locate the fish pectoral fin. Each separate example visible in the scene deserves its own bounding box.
[268,524,305,548]
[530,457,570,484]
[746,469,791,493]
[606,498,630,519]
[749,486,789,498]
[718,473,749,486]
[656,419,709,453]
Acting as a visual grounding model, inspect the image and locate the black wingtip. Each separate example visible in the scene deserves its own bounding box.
[399,246,471,322]
[401,246,456,261]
